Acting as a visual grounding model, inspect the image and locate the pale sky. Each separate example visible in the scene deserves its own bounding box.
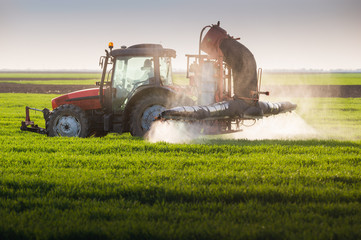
[1,0,360,71]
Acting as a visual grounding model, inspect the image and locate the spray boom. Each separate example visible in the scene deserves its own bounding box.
[161,22,297,135]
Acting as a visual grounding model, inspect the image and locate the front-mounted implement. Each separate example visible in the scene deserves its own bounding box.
[21,107,49,134]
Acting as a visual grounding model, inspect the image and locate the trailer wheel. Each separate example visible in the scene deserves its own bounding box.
[46,104,89,137]
[129,95,168,137]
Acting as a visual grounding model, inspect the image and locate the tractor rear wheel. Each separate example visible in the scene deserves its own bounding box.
[46,104,90,137]
[129,95,168,137]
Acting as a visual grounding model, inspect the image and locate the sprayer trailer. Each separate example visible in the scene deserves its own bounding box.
[21,22,297,137]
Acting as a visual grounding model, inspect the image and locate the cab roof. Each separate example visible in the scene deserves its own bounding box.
[110,44,176,58]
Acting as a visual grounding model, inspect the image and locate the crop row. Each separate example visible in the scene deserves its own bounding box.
[1,131,360,239]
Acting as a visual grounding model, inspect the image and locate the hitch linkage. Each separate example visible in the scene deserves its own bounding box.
[20,106,50,134]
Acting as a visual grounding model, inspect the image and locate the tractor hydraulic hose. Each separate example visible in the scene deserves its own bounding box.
[198,25,211,59]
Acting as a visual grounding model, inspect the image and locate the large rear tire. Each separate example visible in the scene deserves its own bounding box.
[46,104,90,137]
[129,95,169,137]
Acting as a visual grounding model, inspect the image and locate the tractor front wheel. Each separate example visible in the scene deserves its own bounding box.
[46,104,90,137]
[129,95,168,137]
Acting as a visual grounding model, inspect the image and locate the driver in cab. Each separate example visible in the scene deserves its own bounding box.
[140,59,154,83]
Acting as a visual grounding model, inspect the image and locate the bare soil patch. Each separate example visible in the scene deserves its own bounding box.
[0,83,95,94]
[0,78,95,81]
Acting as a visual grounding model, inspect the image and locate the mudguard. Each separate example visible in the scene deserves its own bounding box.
[51,88,102,110]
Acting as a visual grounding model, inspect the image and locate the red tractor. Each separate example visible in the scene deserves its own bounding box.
[21,22,296,137]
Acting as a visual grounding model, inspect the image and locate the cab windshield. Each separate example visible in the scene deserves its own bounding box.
[111,55,173,111]
[112,56,154,91]
[111,56,154,111]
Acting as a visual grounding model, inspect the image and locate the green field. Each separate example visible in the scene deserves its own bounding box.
[282,97,361,140]
[262,73,361,86]
[173,72,361,86]
[0,92,361,239]
[1,72,360,86]
[0,72,101,79]
[0,79,99,85]
[0,72,101,86]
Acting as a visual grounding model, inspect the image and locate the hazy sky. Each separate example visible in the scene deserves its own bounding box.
[1,0,360,71]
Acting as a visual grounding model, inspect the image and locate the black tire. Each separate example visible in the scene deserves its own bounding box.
[129,94,169,137]
[46,104,90,137]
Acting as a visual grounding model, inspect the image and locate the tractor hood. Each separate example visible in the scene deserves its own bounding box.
[51,88,102,110]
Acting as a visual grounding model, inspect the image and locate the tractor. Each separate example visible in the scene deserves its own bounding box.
[21,43,193,137]
[21,22,297,137]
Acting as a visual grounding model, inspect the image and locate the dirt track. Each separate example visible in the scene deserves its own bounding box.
[0,83,95,94]
[0,78,95,81]
[0,82,360,97]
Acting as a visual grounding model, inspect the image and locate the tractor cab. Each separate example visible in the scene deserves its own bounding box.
[100,44,176,113]
[21,43,185,137]
[88,43,184,136]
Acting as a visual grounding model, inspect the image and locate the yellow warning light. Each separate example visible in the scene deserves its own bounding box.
[108,42,114,50]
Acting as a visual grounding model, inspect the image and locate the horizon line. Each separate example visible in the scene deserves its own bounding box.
[1,68,361,74]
